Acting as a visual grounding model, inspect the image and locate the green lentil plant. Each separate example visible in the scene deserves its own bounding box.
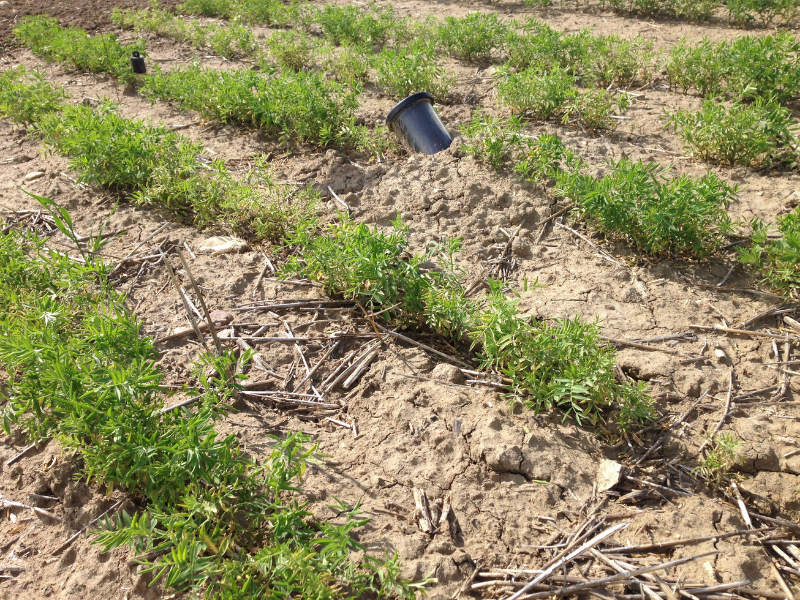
[559,158,737,258]
[141,64,360,146]
[14,16,146,86]
[665,34,800,104]
[727,0,800,26]
[200,21,258,58]
[667,98,799,168]
[740,210,800,297]
[514,133,581,184]
[264,29,317,72]
[322,43,373,85]
[312,4,396,47]
[724,34,800,103]
[0,223,425,600]
[374,44,454,101]
[607,0,715,20]
[285,215,653,430]
[437,12,509,62]
[111,5,185,38]
[505,19,592,73]
[0,66,67,125]
[235,0,300,26]
[561,87,629,132]
[458,111,524,170]
[340,124,403,160]
[698,433,742,486]
[35,101,200,197]
[471,280,653,429]
[177,0,236,18]
[665,38,729,97]
[497,65,575,120]
[178,0,298,25]
[112,7,257,59]
[497,66,628,130]
[584,35,658,89]
[7,87,315,242]
[285,215,442,324]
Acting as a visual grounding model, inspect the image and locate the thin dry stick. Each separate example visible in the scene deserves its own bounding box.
[328,186,349,211]
[690,325,799,342]
[590,549,662,600]
[163,255,210,353]
[111,222,169,273]
[2,497,62,522]
[600,336,686,357]
[505,523,628,600]
[5,441,40,466]
[176,249,222,355]
[343,347,380,388]
[697,370,734,454]
[555,222,622,267]
[373,322,471,368]
[236,338,281,378]
[251,255,271,297]
[517,552,720,600]
[52,498,126,555]
[294,339,342,390]
[750,513,800,533]
[320,350,358,389]
[532,205,574,233]
[732,482,795,600]
[736,305,800,330]
[328,340,381,391]
[603,527,772,555]
[454,561,482,599]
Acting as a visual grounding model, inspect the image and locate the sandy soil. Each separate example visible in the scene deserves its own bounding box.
[1,1,799,600]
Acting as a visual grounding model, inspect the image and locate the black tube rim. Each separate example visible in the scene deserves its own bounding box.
[386,92,434,125]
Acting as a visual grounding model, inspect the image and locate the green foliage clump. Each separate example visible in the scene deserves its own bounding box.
[312,4,396,47]
[667,98,799,168]
[497,66,575,120]
[471,281,653,429]
[514,133,580,184]
[264,29,317,72]
[459,112,524,170]
[14,15,146,85]
[374,45,454,101]
[113,6,258,58]
[178,0,298,26]
[726,0,799,26]
[340,124,402,160]
[437,12,509,62]
[505,20,657,90]
[607,0,715,21]
[2,86,315,243]
[35,101,201,197]
[141,64,359,146]
[285,216,654,430]
[584,35,657,89]
[698,433,741,485]
[740,209,800,297]
[666,34,800,104]
[497,66,628,131]
[458,112,581,184]
[322,43,373,86]
[559,158,737,258]
[0,222,424,600]
[0,66,67,124]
